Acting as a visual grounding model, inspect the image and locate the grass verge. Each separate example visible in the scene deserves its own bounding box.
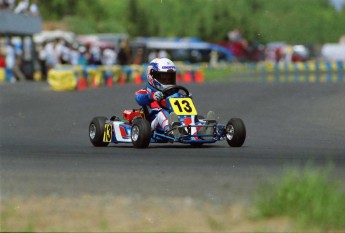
[1,166,344,232]
[203,63,259,82]
[253,166,345,230]
[1,196,294,232]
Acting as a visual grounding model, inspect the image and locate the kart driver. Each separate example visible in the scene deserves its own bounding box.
[135,57,215,137]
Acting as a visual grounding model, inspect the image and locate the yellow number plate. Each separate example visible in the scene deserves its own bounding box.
[103,124,112,142]
[169,98,197,115]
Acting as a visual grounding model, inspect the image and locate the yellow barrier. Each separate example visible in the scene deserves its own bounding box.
[33,71,42,81]
[86,68,103,87]
[0,68,5,82]
[47,69,77,91]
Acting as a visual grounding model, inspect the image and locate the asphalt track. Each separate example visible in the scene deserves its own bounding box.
[1,80,345,203]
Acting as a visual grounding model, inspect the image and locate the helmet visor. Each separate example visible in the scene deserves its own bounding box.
[154,71,176,85]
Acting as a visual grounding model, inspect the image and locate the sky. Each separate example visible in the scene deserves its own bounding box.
[329,0,345,11]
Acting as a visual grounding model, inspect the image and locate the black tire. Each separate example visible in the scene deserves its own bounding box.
[89,116,110,147]
[190,142,204,147]
[131,118,151,148]
[225,118,246,147]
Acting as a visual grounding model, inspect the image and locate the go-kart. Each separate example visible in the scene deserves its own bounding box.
[89,85,246,148]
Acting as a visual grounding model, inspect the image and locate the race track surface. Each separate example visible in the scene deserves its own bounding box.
[1,81,345,203]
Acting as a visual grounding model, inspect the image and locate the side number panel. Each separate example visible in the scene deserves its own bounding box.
[103,123,112,142]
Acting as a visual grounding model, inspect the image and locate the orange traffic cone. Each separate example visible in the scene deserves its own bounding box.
[134,72,142,85]
[119,73,126,85]
[91,76,98,88]
[77,77,88,91]
[183,72,192,83]
[106,76,113,87]
[176,73,182,82]
[194,70,204,83]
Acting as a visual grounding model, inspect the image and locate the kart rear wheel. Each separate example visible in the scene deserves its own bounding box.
[225,118,246,147]
[89,116,110,147]
[131,118,151,148]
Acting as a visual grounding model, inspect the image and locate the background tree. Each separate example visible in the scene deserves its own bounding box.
[39,0,345,44]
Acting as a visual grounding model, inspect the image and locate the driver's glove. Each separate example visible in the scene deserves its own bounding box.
[153,91,164,101]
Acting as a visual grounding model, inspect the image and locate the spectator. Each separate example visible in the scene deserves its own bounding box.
[133,48,143,65]
[44,40,59,70]
[5,42,16,82]
[340,35,345,44]
[14,0,29,14]
[148,50,157,62]
[59,41,71,65]
[158,49,168,58]
[228,28,242,42]
[38,42,47,80]
[102,48,117,66]
[8,0,15,10]
[1,0,7,9]
[0,41,5,67]
[275,47,283,64]
[209,50,218,67]
[69,43,80,66]
[0,0,15,10]
[13,51,26,81]
[190,50,202,63]
[29,0,39,16]
[0,0,7,9]
[117,40,130,65]
[77,46,88,65]
[89,45,102,65]
[0,0,5,9]
[0,51,5,68]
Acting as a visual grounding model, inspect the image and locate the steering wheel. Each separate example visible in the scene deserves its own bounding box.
[162,85,189,98]
[158,85,190,110]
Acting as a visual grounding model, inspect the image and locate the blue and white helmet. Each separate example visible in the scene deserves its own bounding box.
[147,58,176,90]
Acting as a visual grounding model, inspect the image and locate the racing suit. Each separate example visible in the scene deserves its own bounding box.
[135,85,170,131]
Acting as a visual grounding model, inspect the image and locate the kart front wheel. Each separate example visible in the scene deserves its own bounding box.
[131,118,151,148]
[225,118,246,147]
[89,116,110,147]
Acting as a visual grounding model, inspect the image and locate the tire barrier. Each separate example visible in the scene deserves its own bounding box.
[204,61,344,83]
[46,64,205,91]
[256,61,344,83]
[257,61,345,73]
[263,72,344,83]
[0,67,16,83]
[0,68,5,82]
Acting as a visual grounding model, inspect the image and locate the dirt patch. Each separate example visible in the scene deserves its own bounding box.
[0,195,303,232]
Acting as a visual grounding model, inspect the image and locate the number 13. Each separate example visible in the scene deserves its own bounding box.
[173,100,192,113]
